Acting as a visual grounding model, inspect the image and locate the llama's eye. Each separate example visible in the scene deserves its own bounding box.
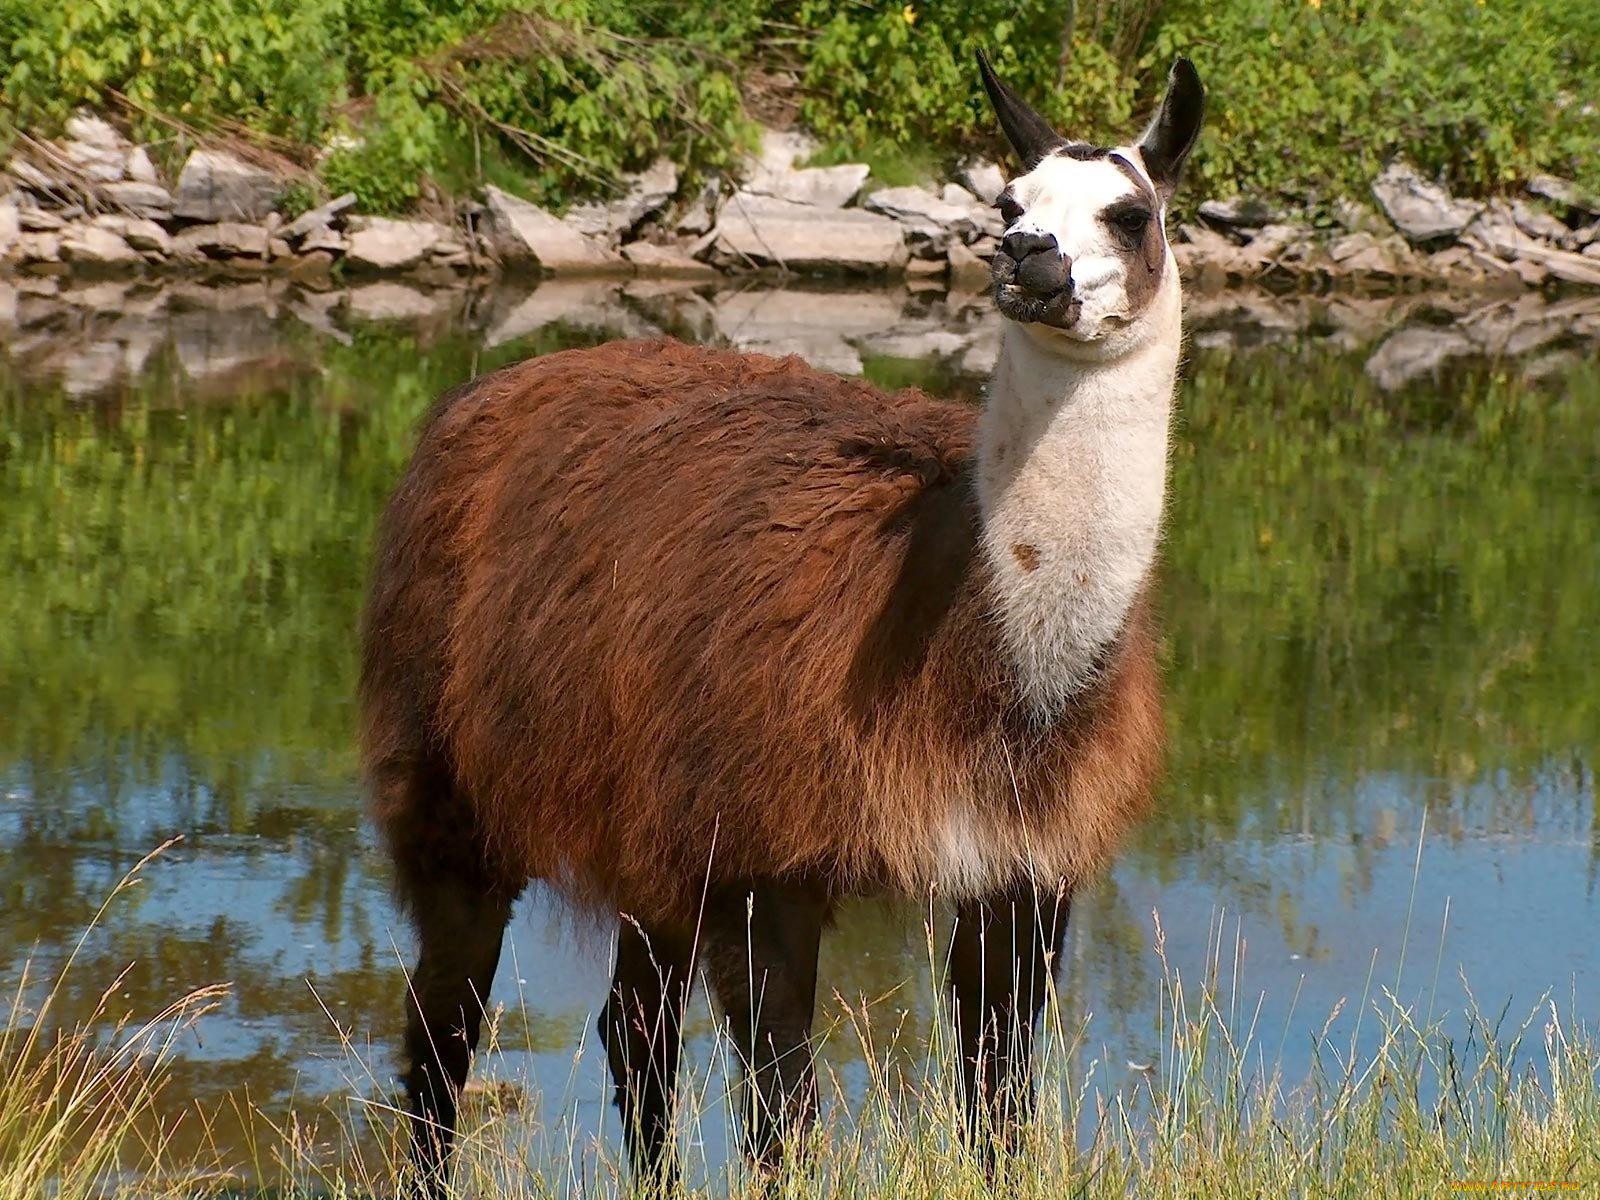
[1113,208,1151,239]
[996,194,1024,226]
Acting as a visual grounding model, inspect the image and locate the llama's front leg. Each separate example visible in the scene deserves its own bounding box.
[703,881,827,1170]
[599,917,695,1185]
[947,879,1071,1155]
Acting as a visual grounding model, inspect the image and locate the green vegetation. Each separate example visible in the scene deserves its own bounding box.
[1,0,1595,214]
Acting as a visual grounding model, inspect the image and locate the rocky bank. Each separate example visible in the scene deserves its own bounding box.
[5,118,1600,293]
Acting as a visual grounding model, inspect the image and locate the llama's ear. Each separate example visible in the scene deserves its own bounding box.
[976,49,1064,171]
[1137,57,1205,200]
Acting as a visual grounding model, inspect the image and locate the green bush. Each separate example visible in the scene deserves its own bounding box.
[0,0,1595,213]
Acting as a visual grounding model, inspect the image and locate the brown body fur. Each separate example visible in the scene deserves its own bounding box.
[361,337,1163,931]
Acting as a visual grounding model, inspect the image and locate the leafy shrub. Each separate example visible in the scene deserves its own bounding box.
[0,0,1595,213]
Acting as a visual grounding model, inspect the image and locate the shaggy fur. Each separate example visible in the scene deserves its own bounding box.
[361,338,1163,931]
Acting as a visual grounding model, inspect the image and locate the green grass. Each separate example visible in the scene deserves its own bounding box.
[5,844,1600,1199]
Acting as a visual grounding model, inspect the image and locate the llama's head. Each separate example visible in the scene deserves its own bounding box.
[978,54,1204,357]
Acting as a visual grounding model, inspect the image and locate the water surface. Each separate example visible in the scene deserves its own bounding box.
[2,275,1597,1179]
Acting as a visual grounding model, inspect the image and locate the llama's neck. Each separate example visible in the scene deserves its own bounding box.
[975,300,1180,717]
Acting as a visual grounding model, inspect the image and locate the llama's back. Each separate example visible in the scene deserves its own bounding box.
[360,338,982,919]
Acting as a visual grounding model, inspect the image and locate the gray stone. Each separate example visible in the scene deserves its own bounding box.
[93,214,170,254]
[940,182,978,207]
[1527,174,1599,219]
[957,158,1007,205]
[65,115,125,152]
[171,221,270,258]
[13,232,62,263]
[745,162,869,209]
[0,199,17,257]
[7,159,70,200]
[1198,196,1279,230]
[483,185,627,273]
[947,240,992,291]
[18,207,66,232]
[61,140,125,184]
[673,181,720,236]
[1371,159,1480,243]
[301,225,348,254]
[173,149,283,221]
[1510,199,1573,246]
[565,158,678,243]
[748,128,820,175]
[620,241,719,278]
[101,180,174,219]
[707,192,906,274]
[59,224,140,265]
[282,192,356,241]
[864,185,979,249]
[125,147,158,185]
[345,217,448,271]
[484,280,652,348]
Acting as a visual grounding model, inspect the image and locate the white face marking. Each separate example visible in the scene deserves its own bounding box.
[1003,149,1168,346]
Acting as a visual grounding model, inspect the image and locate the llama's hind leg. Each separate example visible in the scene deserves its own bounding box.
[599,918,695,1184]
[400,868,513,1198]
[702,881,827,1170]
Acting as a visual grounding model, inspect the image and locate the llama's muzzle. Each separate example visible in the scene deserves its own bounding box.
[991,230,1079,328]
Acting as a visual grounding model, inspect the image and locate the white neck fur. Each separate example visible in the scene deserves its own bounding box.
[975,277,1182,717]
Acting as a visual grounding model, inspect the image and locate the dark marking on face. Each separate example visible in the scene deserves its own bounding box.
[1012,542,1040,572]
[1103,152,1166,318]
[1054,142,1111,161]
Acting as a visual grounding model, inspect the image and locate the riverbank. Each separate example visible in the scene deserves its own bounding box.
[6,118,1600,295]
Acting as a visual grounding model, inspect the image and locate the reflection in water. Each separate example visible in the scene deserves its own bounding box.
[1,278,1597,1179]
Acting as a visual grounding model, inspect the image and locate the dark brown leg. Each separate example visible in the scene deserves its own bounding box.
[398,865,515,1198]
[599,917,695,1186]
[947,879,1071,1157]
[702,881,827,1170]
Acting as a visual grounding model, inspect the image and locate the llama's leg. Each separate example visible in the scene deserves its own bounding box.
[399,867,515,1198]
[702,882,827,1169]
[599,917,695,1184]
[946,879,1071,1155]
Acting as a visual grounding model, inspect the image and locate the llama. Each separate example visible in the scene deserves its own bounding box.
[360,52,1204,1194]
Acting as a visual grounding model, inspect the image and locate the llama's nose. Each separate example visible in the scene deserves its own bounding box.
[1000,229,1072,295]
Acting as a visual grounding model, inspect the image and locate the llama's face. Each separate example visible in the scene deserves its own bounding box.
[978,55,1204,355]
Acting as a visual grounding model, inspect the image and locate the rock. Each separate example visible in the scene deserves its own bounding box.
[1371,159,1480,244]
[957,158,1007,205]
[749,128,820,175]
[1510,199,1573,246]
[484,280,652,348]
[18,207,66,232]
[59,224,140,265]
[1326,232,1406,276]
[173,149,283,221]
[13,232,62,263]
[483,185,627,273]
[171,221,270,258]
[746,162,869,209]
[8,159,70,201]
[65,115,126,151]
[61,140,126,183]
[857,322,968,358]
[289,251,336,284]
[0,199,17,256]
[947,240,992,291]
[101,180,174,219]
[125,147,158,185]
[345,217,449,270]
[1331,198,1387,235]
[282,192,356,241]
[93,214,170,254]
[1198,195,1279,230]
[620,241,719,278]
[940,183,978,208]
[1527,174,1599,220]
[564,158,678,244]
[706,192,907,274]
[1462,202,1548,261]
[673,181,720,236]
[301,225,348,254]
[1365,326,1474,391]
[864,185,979,250]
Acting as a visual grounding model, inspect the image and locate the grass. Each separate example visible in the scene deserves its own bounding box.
[4,847,1599,1199]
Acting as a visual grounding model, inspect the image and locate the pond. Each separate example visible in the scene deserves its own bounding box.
[1,274,1597,1184]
